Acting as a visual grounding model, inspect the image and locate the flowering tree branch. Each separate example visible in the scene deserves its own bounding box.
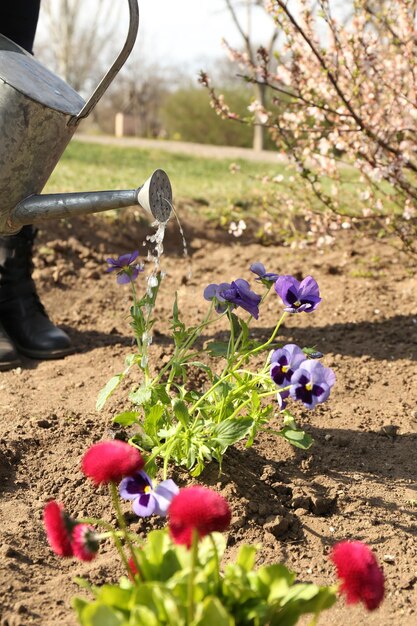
[202,0,417,254]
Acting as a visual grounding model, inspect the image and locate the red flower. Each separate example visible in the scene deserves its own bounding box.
[81,440,144,485]
[43,500,74,557]
[71,524,99,562]
[331,541,385,611]
[168,486,231,548]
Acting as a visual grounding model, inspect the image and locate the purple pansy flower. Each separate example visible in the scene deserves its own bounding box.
[106,251,144,285]
[290,360,336,409]
[204,279,261,319]
[270,344,306,387]
[250,262,280,285]
[204,282,232,314]
[119,470,179,517]
[274,275,321,313]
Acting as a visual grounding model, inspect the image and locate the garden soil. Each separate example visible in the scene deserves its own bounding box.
[0,209,416,626]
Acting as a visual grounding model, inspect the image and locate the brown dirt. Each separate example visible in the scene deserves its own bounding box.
[0,209,416,626]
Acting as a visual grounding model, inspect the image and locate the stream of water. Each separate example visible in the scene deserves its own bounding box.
[140,198,190,368]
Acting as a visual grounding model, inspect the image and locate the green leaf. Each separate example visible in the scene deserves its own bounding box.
[72,597,89,622]
[195,596,234,625]
[73,577,93,590]
[282,411,297,430]
[250,390,260,411]
[271,585,337,625]
[302,347,323,359]
[77,602,125,626]
[144,404,165,437]
[281,427,313,450]
[113,411,139,426]
[130,605,159,626]
[206,341,229,357]
[172,293,184,329]
[253,563,295,601]
[212,417,253,449]
[129,383,152,406]
[188,361,214,379]
[152,385,171,405]
[96,374,123,411]
[172,399,190,427]
[236,544,258,571]
[97,585,132,609]
[229,312,241,339]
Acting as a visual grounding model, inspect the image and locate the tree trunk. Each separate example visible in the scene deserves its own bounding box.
[253,82,266,152]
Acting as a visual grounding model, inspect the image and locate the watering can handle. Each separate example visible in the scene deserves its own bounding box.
[68,0,139,126]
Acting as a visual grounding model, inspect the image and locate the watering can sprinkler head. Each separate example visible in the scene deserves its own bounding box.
[0,1,174,234]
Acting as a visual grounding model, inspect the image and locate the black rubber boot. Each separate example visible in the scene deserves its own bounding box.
[0,321,20,370]
[0,226,73,360]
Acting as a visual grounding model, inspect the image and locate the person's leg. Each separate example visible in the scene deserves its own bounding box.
[0,226,73,359]
[0,0,41,54]
[0,1,73,366]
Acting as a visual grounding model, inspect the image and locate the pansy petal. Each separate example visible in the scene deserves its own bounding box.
[275,275,299,305]
[233,278,251,291]
[117,272,133,285]
[204,284,218,300]
[216,283,233,303]
[153,479,180,515]
[126,250,139,264]
[119,471,152,499]
[250,262,266,277]
[298,276,320,300]
[132,493,156,517]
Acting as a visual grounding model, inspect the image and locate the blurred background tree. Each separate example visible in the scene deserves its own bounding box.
[222,0,279,151]
[34,0,276,149]
[35,0,120,93]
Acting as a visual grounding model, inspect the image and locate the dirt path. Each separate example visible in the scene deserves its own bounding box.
[74,132,285,163]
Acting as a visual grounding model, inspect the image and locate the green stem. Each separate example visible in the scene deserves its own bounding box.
[187,529,199,625]
[189,371,233,414]
[209,534,221,591]
[233,311,287,372]
[109,481,141,576]
[162,436,181,480]
[152,304,219,386]
[192,311,286,417]
[226,309,235,361]
[144,424,183,468]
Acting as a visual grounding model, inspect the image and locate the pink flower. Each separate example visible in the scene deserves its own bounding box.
[81,440,144,485]
[168,486,231,548]
[43,501,74,557]
[71,524,99,562]
[331,541,385,611]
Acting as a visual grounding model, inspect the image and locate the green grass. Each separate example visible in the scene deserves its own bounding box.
[45,141,401,240]
[45,141,287,219]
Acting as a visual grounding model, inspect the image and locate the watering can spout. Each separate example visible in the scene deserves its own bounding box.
[0,1,173,235]
[6,169,172,232]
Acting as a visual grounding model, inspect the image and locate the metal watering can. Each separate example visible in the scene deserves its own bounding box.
[0,0,172,235]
